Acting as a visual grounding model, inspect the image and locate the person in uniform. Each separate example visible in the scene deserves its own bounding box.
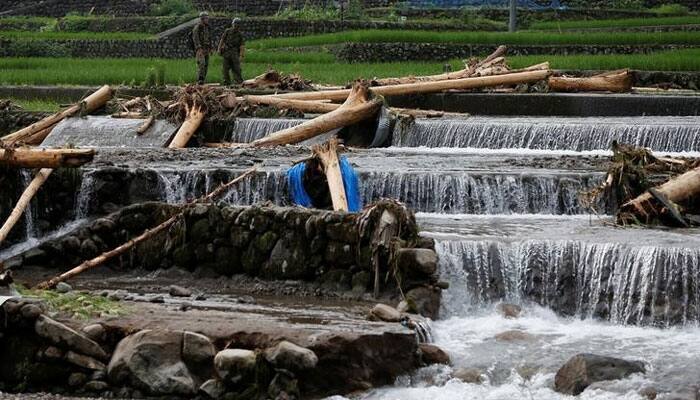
[192,11,212,85]
[217,18,245,86]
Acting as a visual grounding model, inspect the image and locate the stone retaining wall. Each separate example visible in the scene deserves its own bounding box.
[375,7,662,22]
[335,42,696,62]
[3,0,393,17]
[6,202,441,314]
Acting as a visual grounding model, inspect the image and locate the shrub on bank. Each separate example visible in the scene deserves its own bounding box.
[150,0,196,16]
[651,4,691,15]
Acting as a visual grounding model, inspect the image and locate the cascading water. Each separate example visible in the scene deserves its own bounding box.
[392,116,700,152]
[227,118,305,143]
[19,169,37,240]
[435,239,700,326]
[359,171,603,214]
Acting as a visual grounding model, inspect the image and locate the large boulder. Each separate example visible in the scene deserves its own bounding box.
[214,349,256,384]
[397,248,438,277]
[555,353,646,395]
[264,341,318,372]
[405,286,441,320]
[369,304,401,322]
[35,315,107,360]
[107,329,198,395]
[418,344,450,365]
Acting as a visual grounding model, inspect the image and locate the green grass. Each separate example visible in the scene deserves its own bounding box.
[1,49,699,87]
[509,49,700,72]
[18,287,126,319]
[9,98,61,112]
[531,16,700,30]
[248,29,700,49]
[0,30,154,40]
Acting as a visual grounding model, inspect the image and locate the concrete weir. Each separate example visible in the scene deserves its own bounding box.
[3,91,700,399]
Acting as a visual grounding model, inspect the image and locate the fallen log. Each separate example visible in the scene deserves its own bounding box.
[1,85,112,146]
[271,69,551,102]
[244,95,339,114]
[168,105,206,148]
[111,112,148,119]
[620,165,700,225]
[373,45,508,86]
[0,148,95,168]
[312,139,348,212]
[34,167,257,289]
[548,70,633,93]
[251,82,382,147]
[0,168,53,244]
[23,124,56,146]
[136,116,155,135]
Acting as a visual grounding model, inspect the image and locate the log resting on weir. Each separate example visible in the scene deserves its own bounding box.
[1,85,113,147]
[312,139,348,212]
[0,86,112,246]
[548,69,633,93]
[34,168,257,289]
[620,166,700,225]
[168,106,206,148]
[0,148,95,168]
[0,168,53,244]
[373,45,508,86]
[251,82,382,147]
[269,69,552,102]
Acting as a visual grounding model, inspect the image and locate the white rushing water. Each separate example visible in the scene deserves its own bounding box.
[392,116,700,152]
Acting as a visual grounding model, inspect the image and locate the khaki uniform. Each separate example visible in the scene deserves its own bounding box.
[192,22,212,84]
[218,27,244,85]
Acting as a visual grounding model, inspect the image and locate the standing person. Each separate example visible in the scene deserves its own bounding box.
[192,11,212,85]
[218,18,245,86]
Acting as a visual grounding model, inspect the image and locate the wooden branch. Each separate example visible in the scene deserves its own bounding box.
[136,116,155,135]
[111,112,148,119]
[549,70,633,93]
[271,70,551,102]
[312,139,348,212]
[620,165,700,223]
[251,82,382,147]
[0,148,95,168]
[0,168,53,244]
[168,106,206,149]
[2,85,112,147]
[244,95,340,113]
[23,124,57,146]
[372,46,508,86]
[34,168,257,289]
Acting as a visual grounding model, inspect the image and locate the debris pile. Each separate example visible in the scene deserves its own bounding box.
[584,141,700,227]
[242,69,313,91]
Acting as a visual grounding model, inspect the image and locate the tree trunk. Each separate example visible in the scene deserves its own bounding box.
[34,168,257,289]
[0,168,53,244]
[244,95,339,113]
[136,116,155,134]
[271,70,551,102]
[620,166,700,224]
[0,148,95,168]
[252,82,382,147]
[549,70,633,93]
[312,139,348,212]
[1,85,112,146]
[373,46,509,86]
[168,106,206,148]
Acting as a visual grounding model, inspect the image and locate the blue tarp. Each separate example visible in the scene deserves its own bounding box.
[287,156,363,212]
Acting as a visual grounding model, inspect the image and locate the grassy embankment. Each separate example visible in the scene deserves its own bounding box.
[2,49,699,88]
[0,31,154,40]
[531,16,700,30]
[247,29,700,48]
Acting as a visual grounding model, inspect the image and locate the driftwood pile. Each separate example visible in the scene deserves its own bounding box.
[584,141,700,227]
[242,69,313,91]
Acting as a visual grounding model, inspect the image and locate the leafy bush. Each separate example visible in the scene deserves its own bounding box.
[610,0,645,9]
[651,4,690,15]
[150,0,196,16]
[1,40,69,57]
[276,1,339,21]
[345,0,365,20]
